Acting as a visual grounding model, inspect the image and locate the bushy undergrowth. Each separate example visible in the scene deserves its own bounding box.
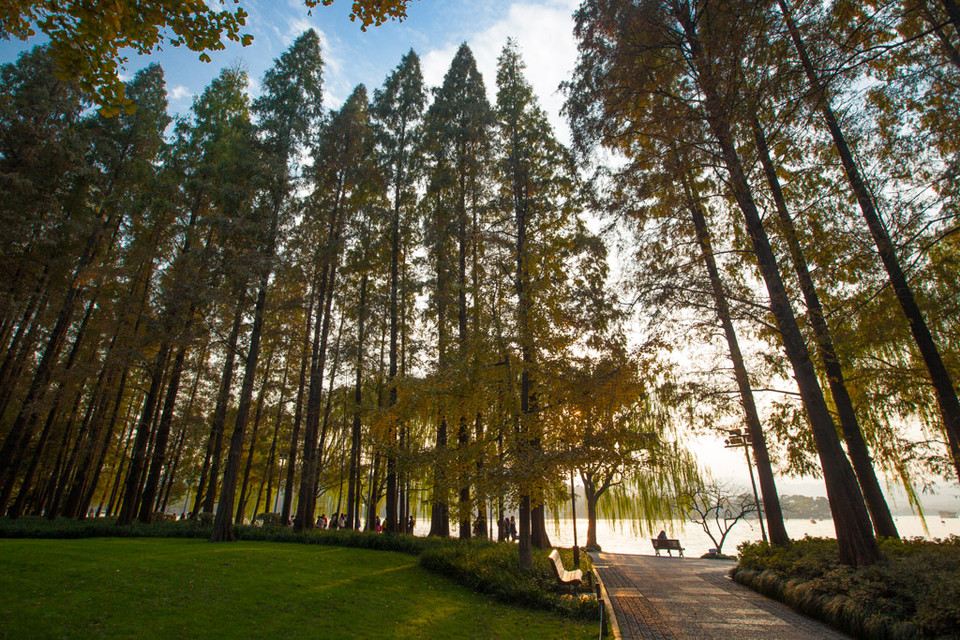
[420,539,600,621]
[734,536,960,639]
[0,515,213,539]
[0,516,599,621]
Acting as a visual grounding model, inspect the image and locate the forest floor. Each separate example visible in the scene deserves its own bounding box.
[0,537,596,639]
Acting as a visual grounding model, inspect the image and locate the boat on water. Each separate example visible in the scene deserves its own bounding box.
[938,510,958,519]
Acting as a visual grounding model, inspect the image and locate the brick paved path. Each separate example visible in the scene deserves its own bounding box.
[592,553,851,640]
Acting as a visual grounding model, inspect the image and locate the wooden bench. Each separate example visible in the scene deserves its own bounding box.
[651,538,684,557]
[548,549,593,591]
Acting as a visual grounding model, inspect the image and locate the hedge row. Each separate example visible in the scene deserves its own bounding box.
[733,536,960,639]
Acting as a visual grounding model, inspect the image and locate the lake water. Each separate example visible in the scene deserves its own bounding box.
[411,515,960,557]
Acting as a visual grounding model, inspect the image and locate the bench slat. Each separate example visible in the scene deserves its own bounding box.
[548,549,584,584]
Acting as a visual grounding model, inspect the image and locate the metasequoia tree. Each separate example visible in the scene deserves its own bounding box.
[2,62,168,520]
[494,39,586,569]
[295,85,375,532]
[371,49,425,534]
[568,0,880,566]
[775,0,960,482]
[419,43,494,539]
[213,30,324,541]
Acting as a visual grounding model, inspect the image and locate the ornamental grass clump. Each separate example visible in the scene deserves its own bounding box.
[733,536,960,639]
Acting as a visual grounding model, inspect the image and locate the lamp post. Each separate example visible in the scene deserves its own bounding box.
[724,428,767,543]
[570,467,580,567]
[274,453,287,514]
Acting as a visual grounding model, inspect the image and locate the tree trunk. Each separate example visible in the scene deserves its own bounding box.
[235,348,275,524]
[0,205,119,514]
[779,0,960,482]
[211,206,279,542]
[681,170,790,546]
[138,343,190,523]
[281,289,316,525]
[262,361,290,518]
[116,343,171,525]
[200,284,247,515]
[751,116,898,539]
[582,475,602,551]
[458,417,471,539]
[676,4,881,567]
[347,272,368,530]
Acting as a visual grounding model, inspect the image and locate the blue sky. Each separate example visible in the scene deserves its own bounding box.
[0,0,581,142]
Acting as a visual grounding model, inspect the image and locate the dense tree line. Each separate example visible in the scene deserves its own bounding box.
[0,30,692,571]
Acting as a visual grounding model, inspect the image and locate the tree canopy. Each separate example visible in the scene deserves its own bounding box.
[0,0,413,112]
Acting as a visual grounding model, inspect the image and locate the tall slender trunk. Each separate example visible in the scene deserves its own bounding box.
[236,347,276,523]
[681,170,790,545]
[429,203,450,538]
[138,343,190,523]
[347,272,368,530]
[159,423,187,513]
[0,202,121,515]
[116,343,171,525]
[297,186,345,531]
[200,283,247,515]
[281,288,316,524]
[675,2,880,566]
[751,116,897,539]
[779,0,960,481]
[105,398,140,517]
[386,185,402,535]
[262,360,290,518]
[211,204,280,542]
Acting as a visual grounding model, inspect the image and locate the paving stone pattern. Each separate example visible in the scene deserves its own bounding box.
[592,553,851,640]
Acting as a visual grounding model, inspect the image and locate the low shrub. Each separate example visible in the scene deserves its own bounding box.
[253,512,283,527]
[419,539,600,621]
[733,536,960,639]
[0,516,212,539]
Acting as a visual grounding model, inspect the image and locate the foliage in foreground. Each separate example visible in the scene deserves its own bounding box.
[0,537,596,639]
[0,517,600,621]
[733,537,960,639]
[420,539,599,621]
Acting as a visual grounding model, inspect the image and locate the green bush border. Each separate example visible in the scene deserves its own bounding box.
[733,536,960,640]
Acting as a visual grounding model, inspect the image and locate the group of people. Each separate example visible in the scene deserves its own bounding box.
[313,513,416,534]
[315,513,347,529]
[498,516,518,541]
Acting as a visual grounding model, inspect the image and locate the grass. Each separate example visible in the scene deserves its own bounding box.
[734,536,960,639]
[0,537,597,639]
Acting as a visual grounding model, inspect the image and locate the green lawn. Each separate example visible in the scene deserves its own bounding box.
[0,538,596,639]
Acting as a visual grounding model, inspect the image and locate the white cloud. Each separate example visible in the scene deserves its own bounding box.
[422,0,581,144]
[169,85,193,102]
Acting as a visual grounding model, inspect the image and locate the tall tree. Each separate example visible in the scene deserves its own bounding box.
[212,30,324,542]
[777,0,960,482]
[568,0,881,567]
[371,49,425,534]
[295,84,375,532]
